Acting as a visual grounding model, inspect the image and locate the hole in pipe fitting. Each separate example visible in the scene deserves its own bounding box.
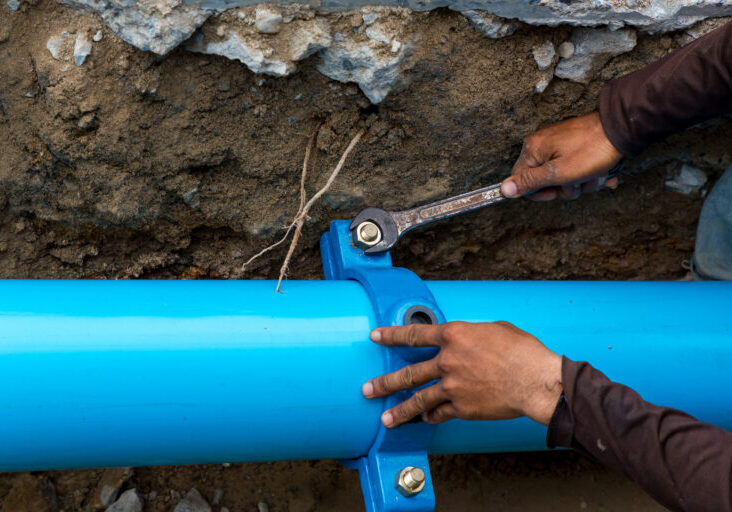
[404,305,437,325]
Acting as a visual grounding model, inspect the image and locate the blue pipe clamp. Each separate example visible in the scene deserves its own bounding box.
[322,220,445,512]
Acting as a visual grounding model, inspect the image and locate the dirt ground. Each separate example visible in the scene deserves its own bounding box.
[1,1,731,510]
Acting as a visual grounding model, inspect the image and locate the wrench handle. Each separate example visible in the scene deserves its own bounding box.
[391,183,507,235]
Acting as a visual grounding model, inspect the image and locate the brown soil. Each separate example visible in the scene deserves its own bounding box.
[1,1,730,510]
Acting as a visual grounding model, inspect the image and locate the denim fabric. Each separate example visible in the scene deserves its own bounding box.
[691,164,732,280]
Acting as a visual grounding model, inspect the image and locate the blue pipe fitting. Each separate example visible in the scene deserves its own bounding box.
[322,220,445,512]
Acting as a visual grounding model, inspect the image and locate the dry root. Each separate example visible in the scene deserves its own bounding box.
[242,128,365,292]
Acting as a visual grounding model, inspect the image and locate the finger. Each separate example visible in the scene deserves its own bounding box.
[382,383,447,428]
[363,360,440,398]
[604,176,618,190]
[558,184,581,200]
[423,402,459,424]
[371,324,443,347]
[527,187,559,202]
[581,178,601,194]
[502,161,560,198]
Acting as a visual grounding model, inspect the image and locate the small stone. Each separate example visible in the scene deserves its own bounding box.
[461,11,517,39]
[77,112,98,130]
[46,35,67,60]
[555,27,636,83]
[257,502,269,512]
[362,12,378,25]
[534,74,551,93]
[532,41,555,70]
[391,40,401,53]
[255,6,283,34]
[365,25,390,44]
[147,491,157,501]
[665,164,707,195]
[92,468,134,510]
[557,41,575,59]
[73,32,92,66]
[7,0,19,10]
[211,489,223,506]
[93,29,103,42]
[105,490,143,512]
[173,489,212,512]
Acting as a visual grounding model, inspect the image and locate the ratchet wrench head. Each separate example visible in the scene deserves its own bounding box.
[350,207,400,254]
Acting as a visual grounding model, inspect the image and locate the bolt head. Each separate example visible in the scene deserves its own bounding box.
[353,221,382,250]
[395,466,426,497]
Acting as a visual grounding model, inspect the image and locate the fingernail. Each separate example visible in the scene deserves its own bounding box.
[362,382,374,397]
[501,180,518,198]
[370,330,382,342]
[381,411,393,427]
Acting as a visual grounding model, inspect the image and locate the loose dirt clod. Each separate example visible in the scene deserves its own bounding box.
[241,128,364,291]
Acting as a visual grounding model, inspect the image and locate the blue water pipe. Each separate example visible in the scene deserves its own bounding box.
[0,220,730,511]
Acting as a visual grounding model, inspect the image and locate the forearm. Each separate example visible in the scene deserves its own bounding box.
[599,21,732,156]
[548,357,732,512]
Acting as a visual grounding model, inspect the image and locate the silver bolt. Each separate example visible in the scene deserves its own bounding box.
[395,466,426,497]
[353,221,382,250]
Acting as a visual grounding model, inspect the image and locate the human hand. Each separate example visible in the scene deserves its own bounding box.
[501,112,623,201]
[361,321,563,428]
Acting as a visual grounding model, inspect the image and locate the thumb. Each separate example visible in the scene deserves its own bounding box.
[502,162,559,198]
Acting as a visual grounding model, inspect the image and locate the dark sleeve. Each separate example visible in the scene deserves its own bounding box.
[598,21,732,156]
[547,356,732,512]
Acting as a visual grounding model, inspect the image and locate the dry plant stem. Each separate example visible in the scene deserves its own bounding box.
[240,128,365,292]
[275,129,364,292]
[239,132,317,271]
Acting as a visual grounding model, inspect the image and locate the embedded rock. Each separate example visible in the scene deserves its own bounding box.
[318,32,411,103]
[46,34,70,60]
[450,0,732,33]
[92,467,134,510]
[533,73,551,93]
[532,41,555,70]
[57,0,213,54]
[254,5,282,33]
[317,9,416,103]
[105,490,143,512]
[73,32,93,65]
[554,27,636,83]
[173,489,212,512]
[556,40,574,59]
[665,164,708,195]
[53,0,732,67]
[187,7,331,76]
[461,10,517,39]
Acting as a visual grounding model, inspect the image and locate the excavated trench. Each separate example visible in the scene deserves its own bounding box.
[0,0,731,509]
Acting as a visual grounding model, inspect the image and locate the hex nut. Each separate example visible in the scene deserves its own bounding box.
[395,466,426,497]
[353,221,382,250]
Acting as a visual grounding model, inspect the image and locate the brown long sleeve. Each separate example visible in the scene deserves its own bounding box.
[599,21,732,156]
[547,357,732,512]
